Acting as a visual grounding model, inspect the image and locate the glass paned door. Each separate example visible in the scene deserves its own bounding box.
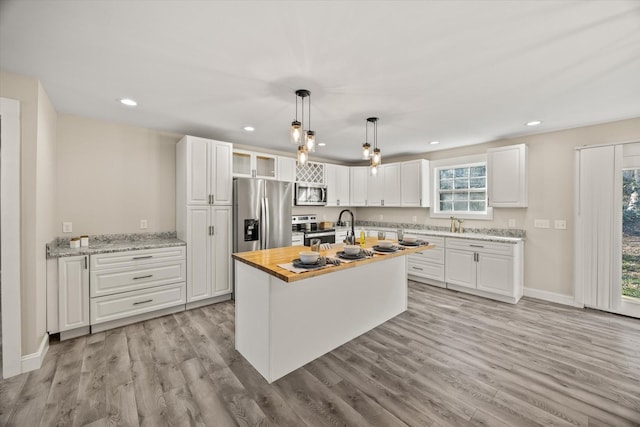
[622,168,640,302]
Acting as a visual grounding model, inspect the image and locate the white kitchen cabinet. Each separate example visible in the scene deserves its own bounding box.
[407,235,445,286]
[444,237,523,303]
[487,143,528,207]
[176,136,233,206]
[367,163,401,207]
[233,149,277,179]
[349,166,368,206]
[58,255,90,333]
[401,159,430,207]
[277,156,297,182]
[335,229,349,244]
[184,205,232,303]
[292,234,304,246]
[325,163,351,207]
[89,247,186,329]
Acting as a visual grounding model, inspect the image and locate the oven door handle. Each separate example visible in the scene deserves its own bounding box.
[305,231,336,238]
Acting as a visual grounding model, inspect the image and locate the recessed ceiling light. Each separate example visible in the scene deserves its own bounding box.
[429,141,439,145]
[318,142,326,147]
[243,126,255,132]
[526,120,542,126]
[119,98,137,107]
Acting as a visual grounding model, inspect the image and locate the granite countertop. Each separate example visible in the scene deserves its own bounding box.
[356,221,525,244]
[47,232,186,258]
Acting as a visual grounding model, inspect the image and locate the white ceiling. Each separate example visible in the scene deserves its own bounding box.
[1,0,639,162]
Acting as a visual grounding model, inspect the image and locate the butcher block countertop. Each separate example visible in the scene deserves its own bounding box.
[232,236,434,283]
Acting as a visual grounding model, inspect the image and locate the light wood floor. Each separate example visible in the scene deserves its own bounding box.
[1,281,640,426]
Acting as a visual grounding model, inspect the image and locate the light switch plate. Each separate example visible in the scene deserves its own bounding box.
[140,219,148,229]
[534,219,550,228]
[62,222,72,233]
[508,219,516,227]
[554,219,567,229]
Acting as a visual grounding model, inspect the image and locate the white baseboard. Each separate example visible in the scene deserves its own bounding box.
[21,333,49,373]
[523,287,575,306]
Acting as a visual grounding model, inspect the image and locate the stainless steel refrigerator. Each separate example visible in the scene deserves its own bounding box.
[233,178,293,252]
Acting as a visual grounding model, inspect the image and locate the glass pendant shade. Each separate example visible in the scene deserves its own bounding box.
[372,147,381,166]
[297,145,308,165]
[290,120,302,144]
[362,142,371,159]
[370,163,378,176]
[306,130,316,152]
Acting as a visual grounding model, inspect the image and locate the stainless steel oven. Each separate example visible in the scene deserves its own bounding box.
[294,183,327,206]
[303,229,336,246]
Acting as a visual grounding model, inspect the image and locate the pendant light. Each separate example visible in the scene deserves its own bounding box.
[367,117,381,172]
[290,89,316,161]
[362,117,371,160]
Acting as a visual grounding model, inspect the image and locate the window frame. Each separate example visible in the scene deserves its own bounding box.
[430,154,494,220]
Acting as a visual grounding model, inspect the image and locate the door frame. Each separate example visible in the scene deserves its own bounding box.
[1,97,23,378]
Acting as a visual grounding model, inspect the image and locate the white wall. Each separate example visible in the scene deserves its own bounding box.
[56,114,181,235]
[357,117,640,297]
[0,71,56,355]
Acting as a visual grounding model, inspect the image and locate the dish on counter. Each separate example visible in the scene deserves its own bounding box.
[377,240,394,248]
[372,245,398,252]
[398,240,426,246]
[343,245,362,255]
[336,251,367,260]
[299,251,320,264]
[292,257,327,269]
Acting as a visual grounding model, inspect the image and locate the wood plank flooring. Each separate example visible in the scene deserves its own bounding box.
[1,281,639,426]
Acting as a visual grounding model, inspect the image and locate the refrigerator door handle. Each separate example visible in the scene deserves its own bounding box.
[260,197,266,250]
[264,197,270,249]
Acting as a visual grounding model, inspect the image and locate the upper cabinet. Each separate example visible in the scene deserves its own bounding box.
[487,144,528,207]
[176,136,232,206]
[277,156,297,182]
[349,166,368,206]
[325,163,350,207]
[233,149,277,179]
[367,163,401,207]
[401,159,429,207]
[367,166,385,206]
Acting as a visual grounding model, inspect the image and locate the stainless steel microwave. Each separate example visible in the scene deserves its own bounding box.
[294,183,327,206]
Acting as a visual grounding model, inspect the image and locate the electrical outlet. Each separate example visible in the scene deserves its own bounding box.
[412,216,417,222]
[62,222,72,233]
[508,219,516,227]
[140,219,148,229]
[554,219,567,230]
[379,214,384,221]
[534,219,550,229]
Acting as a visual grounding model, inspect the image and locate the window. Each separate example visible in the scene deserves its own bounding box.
[431,155,493,219]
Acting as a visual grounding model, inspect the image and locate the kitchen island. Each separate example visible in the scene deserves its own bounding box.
[232,237,432,383]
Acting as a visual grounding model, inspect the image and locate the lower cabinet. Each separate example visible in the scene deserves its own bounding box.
[445,237,523,303]
[186,205,232,303]
[292,234,304,246]
[407,236,445,286]
[58,255,90,332]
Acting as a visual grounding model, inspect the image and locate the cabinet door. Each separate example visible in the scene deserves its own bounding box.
[367,166,384,206]
[445,249,476,289]
[277,156,297,183]
[401,160,429,207]
[186,137,210,205]
[349,167,368,206]
[255,153,277,179]
[186,206,212,302]
[212,206,232,296]
[232,150,253,178]
[58,255,89,331]
[487,144,527,207]
[212,141,233,205]
[336,165,350,206]
[325,163,339,206]
[476,252,513,296]
[382,163,401,206]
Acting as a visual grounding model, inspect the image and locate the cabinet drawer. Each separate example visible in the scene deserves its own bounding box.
[90,246,186,270]
[90,261,185,297]
[90,282,186,325]
[445,238,513,256]
[408,246,444,264]
[407,260,445,282]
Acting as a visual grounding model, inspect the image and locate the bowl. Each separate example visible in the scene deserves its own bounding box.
[343,245,361,255]
[402,235,417,243]
[377,240,394,248]
[299,251,320,264]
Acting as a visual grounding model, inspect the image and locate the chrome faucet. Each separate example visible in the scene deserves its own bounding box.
[337,209,356,244]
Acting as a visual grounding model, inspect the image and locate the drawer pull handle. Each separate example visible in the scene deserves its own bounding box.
[470,244,484,248]
[416,252,424,255]
[133,275,153,280]
[133,299,153,305]
[412,267,424,271]
[133,255,153,260]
